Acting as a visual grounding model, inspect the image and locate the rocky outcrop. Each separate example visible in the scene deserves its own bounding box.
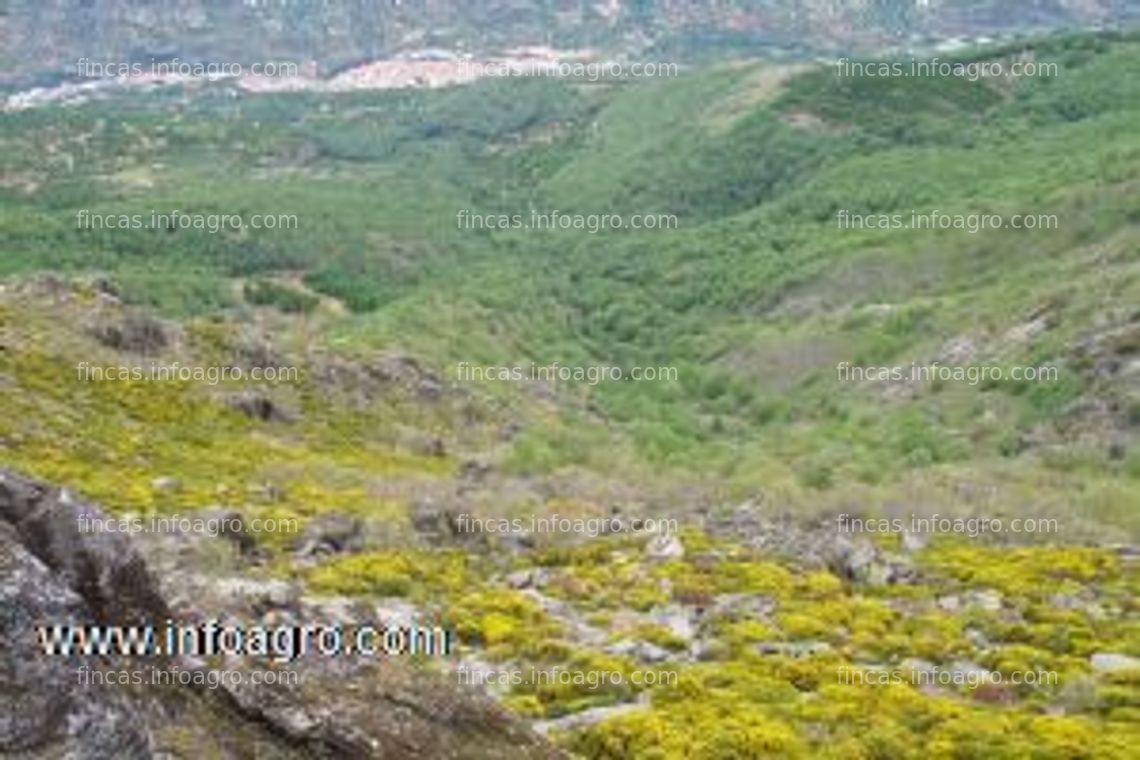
[89,313,170,355]
[0,521,153,758]
[705,505,919,585]
[225,391,294,422]
[0,471,169,625]
[0,469,557,759]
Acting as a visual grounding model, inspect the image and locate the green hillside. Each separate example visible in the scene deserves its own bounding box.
[3,31,1137,531]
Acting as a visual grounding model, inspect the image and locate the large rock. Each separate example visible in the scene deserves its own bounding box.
[0,471,169,624]
[215,657,553,759]
[0,470,557,759]
[0,522,152,758]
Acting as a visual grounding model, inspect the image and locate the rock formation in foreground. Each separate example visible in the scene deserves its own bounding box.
[0,469,556,759]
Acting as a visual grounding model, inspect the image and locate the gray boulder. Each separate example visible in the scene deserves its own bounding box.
[0,523,152,758]
[0,471,169,624]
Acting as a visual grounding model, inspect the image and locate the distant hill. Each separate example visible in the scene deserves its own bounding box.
[2,0,1139,83]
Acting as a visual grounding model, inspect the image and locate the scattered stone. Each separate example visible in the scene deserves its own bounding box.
[408,499,470,543]
[498,422,523,441]
[646,534,684,561]
[832,537,876,581]
[1090,653,1140,673]
[937,595,962,612]
[755,641,832,658]
[226,391,292,422]
[972,682,1018,705]
[691,639,728,661]
[295,513,364,557]
[299,595,367,627]
[1004,312,1053,344]
[89,275,121,299]
[233,339,283,372]
[829,537,915,587]
[499,530,536,552]
[710,593,776,621]
[965,628,991,650]
[1049,592,1090,610]
[459,459,493,482]
[647,605,697,643]
[90,312,169,354]
[455,658,507,695]
[418,378,444,400]
[901,531,927,553]
[151,476,181,492]
[245,480,286,502]
[213,577,298,612]
[865,562,894,587]
[410,499,443,533]
[1056,675,1100,712]
[607,639,672,663]
[937,336,979,365]
[410,434,447,457]
[194,506,259,554]
[899,658,938,679]
[946,660,993,683]
[533,699,648,736]
[520,589,609,647]
[375,355,445,400]
[1112,544,1140,563]
[965,589,1003,612]
[374,599,424,628]
[505,568,550,590]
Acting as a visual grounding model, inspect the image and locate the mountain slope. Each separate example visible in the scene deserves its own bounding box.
[2,31,1139,535]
